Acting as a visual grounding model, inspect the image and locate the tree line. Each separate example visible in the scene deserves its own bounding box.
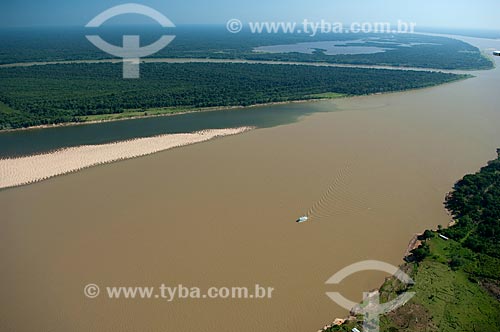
[0,62,467,129]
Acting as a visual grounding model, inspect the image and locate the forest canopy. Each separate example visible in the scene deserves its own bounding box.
[0,62,468,129]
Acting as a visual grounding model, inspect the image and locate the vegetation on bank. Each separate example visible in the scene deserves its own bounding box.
[77,93,346,123]
[0,62,468,130]
[380,236,500,331]
[76,106,195,122]
[325,151,500,332]
[443,152,500,258]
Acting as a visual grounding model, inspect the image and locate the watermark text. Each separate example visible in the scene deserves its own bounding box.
[228,19,417,36]
[84,283,274,301]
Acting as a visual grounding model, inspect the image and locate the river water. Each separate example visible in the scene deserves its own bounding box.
[0,35,499,332]
[0,102,332,158]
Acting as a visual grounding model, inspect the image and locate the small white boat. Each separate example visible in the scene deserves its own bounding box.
[296,216,309,223]
[494,51,500,56]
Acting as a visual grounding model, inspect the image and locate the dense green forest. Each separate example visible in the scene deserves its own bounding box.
[443,150,500,258]
[0,62,468,129]
[0,27,493,70]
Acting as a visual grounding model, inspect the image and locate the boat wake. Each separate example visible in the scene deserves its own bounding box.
[304,160,370,222]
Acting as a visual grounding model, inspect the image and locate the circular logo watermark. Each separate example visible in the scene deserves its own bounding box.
[85,3,176,79]
[226,19,243,34]
[326,260,415,332]
[84,283,101,299]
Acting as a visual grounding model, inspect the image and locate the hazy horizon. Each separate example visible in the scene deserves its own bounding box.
[1,0,500,30]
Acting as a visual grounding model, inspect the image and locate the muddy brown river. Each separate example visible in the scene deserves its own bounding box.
[1,35,499,332]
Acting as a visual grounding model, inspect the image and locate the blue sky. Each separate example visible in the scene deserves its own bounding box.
[1,0,500,29]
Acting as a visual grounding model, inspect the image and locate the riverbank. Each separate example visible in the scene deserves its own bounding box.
[0,127,252,190]
[0,97,345,134]
[322,151,500,332]
[0,57,471,73]
[1,70,470,134]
